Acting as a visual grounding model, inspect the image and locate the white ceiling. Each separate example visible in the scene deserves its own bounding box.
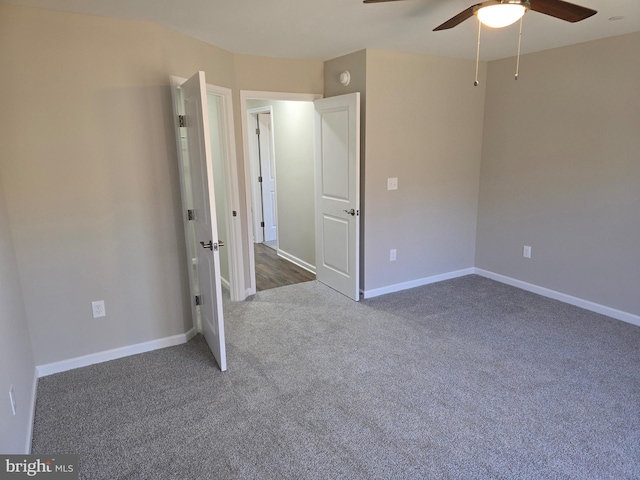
[2,0,638,61]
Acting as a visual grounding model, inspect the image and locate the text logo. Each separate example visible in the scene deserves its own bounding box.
[1,456,78,479]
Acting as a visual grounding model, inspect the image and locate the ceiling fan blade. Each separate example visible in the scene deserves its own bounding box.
[433,5,477,31]
[529,0,596,22]
[363,0,406,3]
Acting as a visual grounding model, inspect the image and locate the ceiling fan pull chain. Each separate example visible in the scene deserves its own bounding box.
[515,17,523,80]
[474,20,482,86]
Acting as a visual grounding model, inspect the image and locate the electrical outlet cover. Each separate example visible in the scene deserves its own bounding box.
[92,300,106,318]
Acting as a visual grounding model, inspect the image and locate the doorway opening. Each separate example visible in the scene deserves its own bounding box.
[241,92,321,293]
[247,108,277,251]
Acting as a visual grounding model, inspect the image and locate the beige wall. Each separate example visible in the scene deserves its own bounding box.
[476,33,640,316]
[0,3,326,367]
[234,55,324,94]
[0,175,36,453]
[324,50,367,99]
[362,50,486,292]
[0,5,219,364]
[247,99,316,267]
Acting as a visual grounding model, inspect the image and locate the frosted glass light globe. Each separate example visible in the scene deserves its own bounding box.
[476,4,526,28]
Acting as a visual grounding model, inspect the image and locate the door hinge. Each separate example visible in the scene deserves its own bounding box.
[256,128,260,135]
[260,221,265,228]
[187,209,195,221]
[232,210,237,217]
[195,295,201,306]
[258,176,263,183]
[178,115,186,127]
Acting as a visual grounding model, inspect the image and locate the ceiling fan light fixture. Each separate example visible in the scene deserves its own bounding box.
[476,3,527,28]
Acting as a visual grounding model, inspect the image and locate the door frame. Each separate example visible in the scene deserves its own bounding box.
[240,90,322,296]
[247,106,277,246]
[170,76,245,313]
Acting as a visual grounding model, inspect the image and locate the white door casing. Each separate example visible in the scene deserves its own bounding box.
[173,71,227,371]
[314,93,361,301]
[258,113,277,243]
[240,91,322,297]
[247,105,278,243]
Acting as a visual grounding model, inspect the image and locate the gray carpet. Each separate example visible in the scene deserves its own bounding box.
[31,275,640,479]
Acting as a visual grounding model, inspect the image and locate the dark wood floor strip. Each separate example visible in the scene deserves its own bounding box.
[255,243,315,292]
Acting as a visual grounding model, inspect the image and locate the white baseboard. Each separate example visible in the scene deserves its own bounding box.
[36,328,197,378]
[363,268,475,299]
[221,276,230,291]
[475,268,640,327]
[25,369,38,453]
[277,249,316,274]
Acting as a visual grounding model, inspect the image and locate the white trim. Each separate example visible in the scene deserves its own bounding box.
[239,90,323,298]
[241,91,323,102]
[363,268,475,299]
[36,328,197,378]
[170,75,201,332]
[474,268,640,327]
[170,75,245,306]
[206,84,245,302]
[247,106,274,245]
[277,249,316,274]
[362,266,639,326]
[25,369,38,453]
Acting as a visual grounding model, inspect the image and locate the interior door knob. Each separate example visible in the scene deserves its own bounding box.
[343,209,356,216]
[200,241,213,250]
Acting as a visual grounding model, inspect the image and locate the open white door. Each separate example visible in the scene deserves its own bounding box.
[176,71,227,371]
[314,93,361,301]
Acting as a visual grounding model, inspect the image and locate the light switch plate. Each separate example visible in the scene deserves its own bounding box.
[387,177,398,190]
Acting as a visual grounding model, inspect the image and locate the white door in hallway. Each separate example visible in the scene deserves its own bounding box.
[178,71,227,371]
[257,113,277,243]
[314,93,361,301]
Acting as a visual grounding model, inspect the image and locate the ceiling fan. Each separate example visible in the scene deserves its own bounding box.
[363,0,597,85]
[363,0,597,31]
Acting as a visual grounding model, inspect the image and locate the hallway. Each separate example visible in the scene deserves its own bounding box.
[254,243,315,291]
